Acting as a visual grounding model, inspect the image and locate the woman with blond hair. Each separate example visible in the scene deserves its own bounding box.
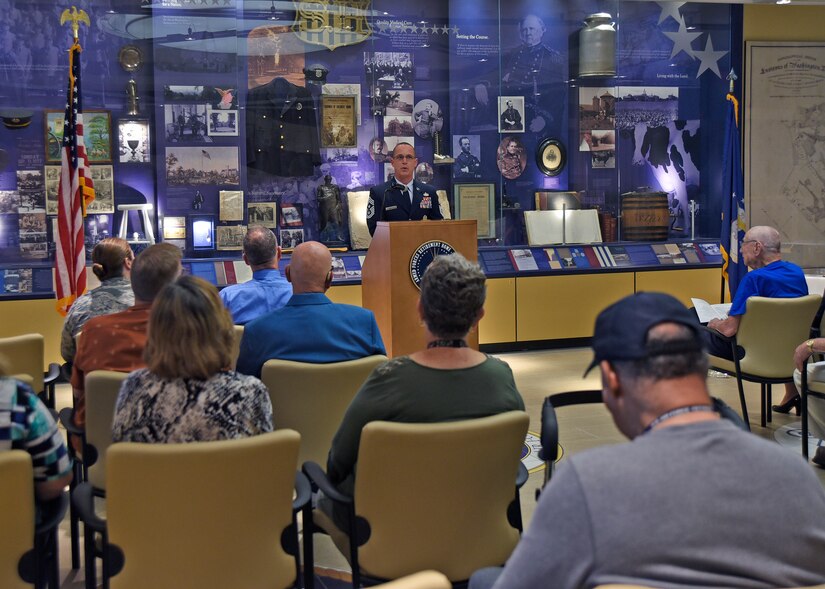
[112,275,272,443]
[60,237,135,364]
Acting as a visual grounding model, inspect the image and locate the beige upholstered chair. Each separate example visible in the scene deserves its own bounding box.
[377,571,451,589]
[261,355,387,466]
[230,324,244,370]
[800,361,825,459]
[84,370,129,490]
[0,333,60,407]
[707,294,821,428]
[57,369,128,576]
[0,451,67,589]
[0,451,34,589]
[73,430,307,589]
[304,411,529,587]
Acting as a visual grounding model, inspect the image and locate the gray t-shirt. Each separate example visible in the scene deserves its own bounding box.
[492,419,825,589]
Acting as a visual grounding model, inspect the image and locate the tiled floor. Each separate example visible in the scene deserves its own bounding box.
[53,347,825,587]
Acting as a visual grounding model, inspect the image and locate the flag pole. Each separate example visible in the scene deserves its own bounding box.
[55,6,94,316]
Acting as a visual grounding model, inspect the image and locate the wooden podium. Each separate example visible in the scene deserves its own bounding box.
[362,220,478,357]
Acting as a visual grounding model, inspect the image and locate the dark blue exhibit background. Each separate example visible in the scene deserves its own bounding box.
[0,0,740,266]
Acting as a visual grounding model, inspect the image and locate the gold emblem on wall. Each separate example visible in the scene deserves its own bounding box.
[293,1,372,51]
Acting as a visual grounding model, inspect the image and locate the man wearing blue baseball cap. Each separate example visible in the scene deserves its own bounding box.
[470,292,825,589]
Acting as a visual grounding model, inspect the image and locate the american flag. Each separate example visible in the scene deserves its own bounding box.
[55,42,95,316]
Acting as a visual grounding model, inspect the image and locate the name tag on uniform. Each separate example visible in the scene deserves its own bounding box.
[420,196,432,209]
[386,205,398,211]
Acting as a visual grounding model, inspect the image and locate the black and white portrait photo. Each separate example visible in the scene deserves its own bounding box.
[498,96,525,133]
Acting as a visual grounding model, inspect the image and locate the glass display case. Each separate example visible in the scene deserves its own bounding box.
[0,0,739,297]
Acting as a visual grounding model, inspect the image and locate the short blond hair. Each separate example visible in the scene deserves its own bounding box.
[144,275,234,380]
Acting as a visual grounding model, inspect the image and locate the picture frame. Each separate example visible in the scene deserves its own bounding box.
[498,96,525,133]
[118,119,151,163]
[320,95,357,148]
[536,138,566,177]
[44,109,112,164]
[206,107,239,137]
[87,165,114,214]
[454,183,496,239]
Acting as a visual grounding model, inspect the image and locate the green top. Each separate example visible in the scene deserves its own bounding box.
[327,355,525,488]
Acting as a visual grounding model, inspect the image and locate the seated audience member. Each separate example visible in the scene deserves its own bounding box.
[0,356,72,501]
[702,225,807,413]
[70,243,182,436]
[236,241,385,378]
[792,336,825,467]
[470,292,825,589]
[323,254,525,528]
[61,237,135,364]
[219,225,292,325]
[112,276,272,443]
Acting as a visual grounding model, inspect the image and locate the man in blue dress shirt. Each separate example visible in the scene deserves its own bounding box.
[236,241,386,378]
[219,225,292,325]
[366,142,443,236]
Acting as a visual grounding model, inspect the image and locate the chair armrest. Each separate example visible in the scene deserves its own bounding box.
[516,462,528,488]
[44,363,60,386]
[293,471,311,512]
[35,490,69,535]
[72,482,106,533]
[702,324,735,341]
[302,461,352,505]
[58,407,84,438]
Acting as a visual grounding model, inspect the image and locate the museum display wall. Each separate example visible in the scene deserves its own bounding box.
[2,1,825,360]
[0,0,743,294]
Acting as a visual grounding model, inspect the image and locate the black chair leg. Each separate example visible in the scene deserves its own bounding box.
[767,384,772,424]
[735,374,751,431]
[760,383,767,428]
[302,503,315,589]
[84,525,96,589]
[802,392,810,460]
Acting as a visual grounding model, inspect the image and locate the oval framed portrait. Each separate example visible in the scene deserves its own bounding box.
[496,136,526,180]
[536,138,566,177]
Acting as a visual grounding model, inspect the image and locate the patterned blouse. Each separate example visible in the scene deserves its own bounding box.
[61,277,134,363]
[112,369,273,443]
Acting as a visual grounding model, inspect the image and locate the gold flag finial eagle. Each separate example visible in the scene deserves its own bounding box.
[60,6,91,41]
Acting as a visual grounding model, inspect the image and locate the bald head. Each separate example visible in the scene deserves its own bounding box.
[742,225,782,268]
[286,241,332,294]
[746,226,781,252]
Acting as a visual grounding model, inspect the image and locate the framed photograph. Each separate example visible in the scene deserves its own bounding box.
[87,165,114,214]
[163,216,187,239]
[247,202,277,228]
[216,224,246,251]
[320,95,357,148]
[498,96,525,133]
[207,107,239,137]
[118,119,151,163]
[280,203,303,227]
[454,183,496,239]
[536,138,566,177]
[497,136,527,180]
[280,228,304,250]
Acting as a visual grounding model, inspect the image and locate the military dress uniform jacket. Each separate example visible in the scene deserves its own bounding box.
[246,77,321,177]
[366,180,443,236]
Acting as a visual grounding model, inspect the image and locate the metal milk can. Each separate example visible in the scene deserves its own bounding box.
[579,13,616,77]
